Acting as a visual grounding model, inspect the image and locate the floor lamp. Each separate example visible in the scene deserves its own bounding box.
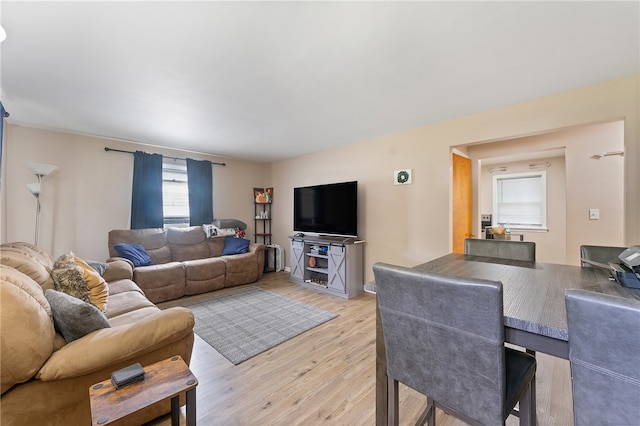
[26,162,58,246]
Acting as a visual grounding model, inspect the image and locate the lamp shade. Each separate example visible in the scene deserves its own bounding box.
[26,162,58,176]
[27,183,41,196]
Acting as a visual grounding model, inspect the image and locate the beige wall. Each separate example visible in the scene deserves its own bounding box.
[2,75,638,283]
[476,155,567,264]
[1,125,269,260]
[269,74,639,282]
[469,121,625,265]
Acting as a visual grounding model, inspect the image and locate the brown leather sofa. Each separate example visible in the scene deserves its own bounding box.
[0,242,195,426]
[108,226,266,303]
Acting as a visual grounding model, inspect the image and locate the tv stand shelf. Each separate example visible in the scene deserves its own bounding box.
[289,235,364,299]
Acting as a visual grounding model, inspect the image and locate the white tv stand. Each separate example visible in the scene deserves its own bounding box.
[289,235,364,299]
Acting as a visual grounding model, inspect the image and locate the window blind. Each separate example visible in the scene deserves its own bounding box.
[162,159,190,225]
[493,172,546,228]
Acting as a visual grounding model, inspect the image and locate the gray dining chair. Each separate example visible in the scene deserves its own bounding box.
[579,244,626,267]
[464,238,536,262]
[565,289,640,425]
[373,262,537,426]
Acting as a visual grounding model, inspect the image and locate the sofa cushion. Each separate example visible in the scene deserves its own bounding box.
[207,236,226,257]
[168,227,209,261]
[183,257,226,294]
[0,245,55,290]
[109,228,171,264]
[222,237,250,255]
[45,289,111,343]
[167,226,207,245]
[133,262,186,303]
[170,242,209,262]
[105,290,157,319]
[0,265,55,394]
[114,243,153,267]
[75,257,109,312]
[52,251,92,304]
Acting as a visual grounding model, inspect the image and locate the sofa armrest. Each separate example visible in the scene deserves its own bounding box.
[103,259,134,282]
[35,307,194,381]
[248,243,266,254]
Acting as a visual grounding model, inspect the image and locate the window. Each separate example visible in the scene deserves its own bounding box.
[162,158,190,227]
[492,171,547,230]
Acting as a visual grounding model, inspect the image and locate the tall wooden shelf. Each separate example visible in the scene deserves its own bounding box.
[254,202,272,245]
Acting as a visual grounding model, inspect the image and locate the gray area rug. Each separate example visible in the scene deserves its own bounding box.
[177,286,338,364]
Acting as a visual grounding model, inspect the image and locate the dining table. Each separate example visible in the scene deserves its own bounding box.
[375,253,640,425]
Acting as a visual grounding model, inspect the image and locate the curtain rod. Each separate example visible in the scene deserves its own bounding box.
[104,147,226,166]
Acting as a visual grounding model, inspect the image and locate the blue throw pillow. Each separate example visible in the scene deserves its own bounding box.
[114,243,153,267]
[222,237,250,255]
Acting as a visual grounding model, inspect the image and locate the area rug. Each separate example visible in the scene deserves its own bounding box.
[176,286,338,364]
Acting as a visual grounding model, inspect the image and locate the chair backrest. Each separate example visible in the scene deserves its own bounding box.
[579,245,626,267]
[464,238,536,262]
[373,262,506,425]
[565,290,640,425]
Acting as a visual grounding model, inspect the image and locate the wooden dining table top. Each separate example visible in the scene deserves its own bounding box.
[412,253,640,341]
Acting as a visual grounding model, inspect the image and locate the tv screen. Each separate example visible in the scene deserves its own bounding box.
[294,181,358,237]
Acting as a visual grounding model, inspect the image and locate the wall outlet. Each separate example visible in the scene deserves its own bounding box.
[589,208,600,220]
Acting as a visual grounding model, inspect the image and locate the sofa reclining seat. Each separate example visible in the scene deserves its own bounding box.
[108,226,266,303]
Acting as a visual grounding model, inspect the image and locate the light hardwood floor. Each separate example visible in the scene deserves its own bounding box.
[151,272,573,426]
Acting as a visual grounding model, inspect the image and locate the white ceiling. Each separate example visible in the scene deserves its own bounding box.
[1,1,638,162]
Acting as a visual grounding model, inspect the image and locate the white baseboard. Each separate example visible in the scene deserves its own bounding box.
[364,281,376,294]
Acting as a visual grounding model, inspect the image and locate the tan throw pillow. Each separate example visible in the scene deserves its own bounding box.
[52,251,91,305]
[75,257,108,313]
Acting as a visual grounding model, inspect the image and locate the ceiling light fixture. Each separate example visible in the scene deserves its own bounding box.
[529,162,551,169]
[590,151,624,160]
[0,25,6,43]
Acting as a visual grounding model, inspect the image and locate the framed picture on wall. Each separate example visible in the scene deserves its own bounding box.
[253,188,265,203]
[254,187,273,203]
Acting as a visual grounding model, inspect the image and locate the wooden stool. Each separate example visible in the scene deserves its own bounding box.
[89,355,197,426]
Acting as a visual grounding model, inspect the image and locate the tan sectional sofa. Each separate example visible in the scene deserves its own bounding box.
[108,226,266,303]
[0,242,195,426]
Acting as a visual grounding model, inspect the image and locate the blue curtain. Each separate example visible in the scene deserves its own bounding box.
[0,102,5,188]
[186,158,213,226]
[131,151,163,229]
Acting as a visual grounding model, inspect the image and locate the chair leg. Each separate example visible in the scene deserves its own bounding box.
[415,398,435,426]
[388,377,399,426]
[518,382,533,426]
[526,350,537,426]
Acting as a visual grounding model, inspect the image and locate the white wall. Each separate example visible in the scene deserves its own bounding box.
[477,156,567,264]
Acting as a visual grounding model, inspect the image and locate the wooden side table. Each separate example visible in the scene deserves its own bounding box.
[89,355,198,426]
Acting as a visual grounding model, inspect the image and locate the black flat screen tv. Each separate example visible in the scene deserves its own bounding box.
[293,181,358,237]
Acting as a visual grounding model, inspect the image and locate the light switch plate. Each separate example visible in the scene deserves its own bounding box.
[589,208,600,220]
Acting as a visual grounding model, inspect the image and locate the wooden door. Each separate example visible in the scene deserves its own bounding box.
[452,153,472,253]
